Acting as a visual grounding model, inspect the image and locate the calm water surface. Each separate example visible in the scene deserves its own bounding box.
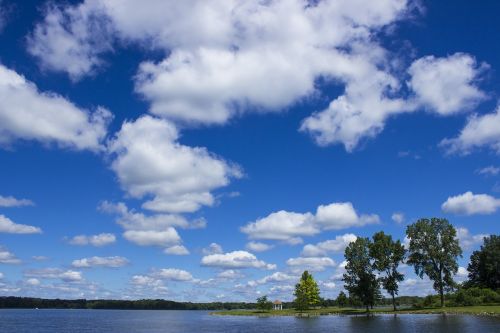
[0,309,499,333]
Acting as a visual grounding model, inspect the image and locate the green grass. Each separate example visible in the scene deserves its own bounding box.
[212,305,500,317]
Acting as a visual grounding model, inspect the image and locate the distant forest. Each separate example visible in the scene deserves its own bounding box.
[0,296,427,310]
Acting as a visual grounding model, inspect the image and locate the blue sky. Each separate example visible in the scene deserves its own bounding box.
[0,0,499,301]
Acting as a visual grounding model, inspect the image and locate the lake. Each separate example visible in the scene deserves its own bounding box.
[0,309,499,332]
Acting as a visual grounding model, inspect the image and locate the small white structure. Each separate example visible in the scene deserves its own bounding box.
[273,300,283,310]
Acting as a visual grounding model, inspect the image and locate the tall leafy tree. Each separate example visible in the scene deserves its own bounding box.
[466,235,500,290]
[343,237,380,311]
[406,218,462,307]
[294,270,320,311]
[336,291,348,307]
[256,295,272,311]
[369,231,406,311]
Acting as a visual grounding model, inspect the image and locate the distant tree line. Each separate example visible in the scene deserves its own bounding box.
[0,297,259,310]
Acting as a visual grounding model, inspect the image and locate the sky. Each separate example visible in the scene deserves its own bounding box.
[0,0,499,302]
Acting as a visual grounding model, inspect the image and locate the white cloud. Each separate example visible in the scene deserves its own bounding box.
[256,272,295,285]
[217,270,243,280]
[0,64,112,150]
[314,202,379,230]
[476,166,500,176]
[26,278,41,286]
[441,191,500,215]
[286,256,336,272]
[245,242,273,252]
[71,256,129,268]
[164,245,190,256]
[456,227,488,251]
[0,247,20,264]
[241,202,377,243]
[32,256,49,261]
[25,268,83,282]
[301,234,357,257]
[27,2,113,81]
[201,250,276,270]
[107,116,241,214]
[441,106,500,155]
[67,233,116,247]
[131,275,163,287]
[99,201,194,230]
[0,195,34,207]
[408,53,486,115]
[391,212,405,224]
[0,272,3,279]
[0,215,42,234]
[241,210,317,244]
[155,268,193,281]
[202,243,223,255]
[28,0,420,150]
[123,229,180,247]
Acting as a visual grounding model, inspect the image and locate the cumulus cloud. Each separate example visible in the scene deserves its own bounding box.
[155,268,193,281]
[201,251,276,270]
[314,202,379,230]
[67,233,116,247]
[441,191,500,215]
[301,234,357,257]
[25,278,41,286]
[408,53,487,115]
[440,106,500,155]
[25,268,83,282]
[123,229,180,247]
[71,256,129,268]
[0,64,112,150]
[456,227,488,251]
[0,246,20,264]
[202,243,224,255]
[107,116,241,214]
[241,202,377,243]
[286,256,336,272]
[164,245,190,256]
[0,215,41,234]
[391,212,405,224]
[0,195,34,207]
[241,211,317,244]
[217,270,243,280]
[99,201,190,250]
[27,0,427,150]
[246,242,274,253]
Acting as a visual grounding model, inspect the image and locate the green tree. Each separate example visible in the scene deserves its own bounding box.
[406,218,462,307]
[336,291,348,307]
[466,235,500,290]
[343,237,380,311]
[369,231,406,311]
[256,295,272,311]
[294,270,320,311]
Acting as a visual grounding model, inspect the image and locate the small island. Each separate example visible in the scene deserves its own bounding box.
[215,221,500,317]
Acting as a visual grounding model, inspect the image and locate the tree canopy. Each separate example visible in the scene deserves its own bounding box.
[406,218,462,307]
[369,231,406,311]
[466,235,500,290]
[343,237,380,311]
[294,270,320,311]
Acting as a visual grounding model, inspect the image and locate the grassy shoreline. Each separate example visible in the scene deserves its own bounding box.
[212,305,500,317]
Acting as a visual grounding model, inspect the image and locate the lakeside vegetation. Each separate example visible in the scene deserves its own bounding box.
[213,305,500,317]
[220,219,500,317]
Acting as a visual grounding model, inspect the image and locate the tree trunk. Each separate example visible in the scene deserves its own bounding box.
[392,293,396,311]
[440,287,444,308]
[439,265,445,307]
[366,304,369,312]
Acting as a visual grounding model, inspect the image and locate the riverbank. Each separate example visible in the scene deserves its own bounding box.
[212,305,500,317]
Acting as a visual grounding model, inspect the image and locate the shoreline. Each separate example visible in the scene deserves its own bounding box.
[211,305,500,317]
